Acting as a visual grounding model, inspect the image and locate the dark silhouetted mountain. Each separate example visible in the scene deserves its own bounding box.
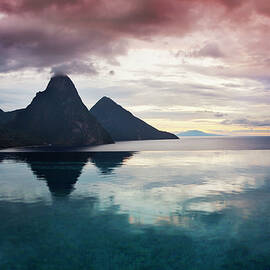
[90,97,178,141]
[1,76,113,148]
[0,109,23,125]
[0,109,35,149]
[176,130,222,136]
[0,125,44,149]
[0,109,5,124]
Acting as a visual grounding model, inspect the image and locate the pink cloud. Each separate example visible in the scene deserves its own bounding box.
[0,0,269,75]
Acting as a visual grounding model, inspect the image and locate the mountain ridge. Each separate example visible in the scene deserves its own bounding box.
[0,109,23,125]
[90,96,178,141]
[0,76,179,149]
[0,75,113,148]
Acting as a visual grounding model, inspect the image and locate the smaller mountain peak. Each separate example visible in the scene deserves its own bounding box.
[97,96,118,106]
[90,97,179,141]
[91,97,126,117]
[100,96,114,102]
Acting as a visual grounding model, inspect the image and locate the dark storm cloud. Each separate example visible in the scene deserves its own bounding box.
[0,0,202,73]
[0,15,128,73]
[0,0,270,75]
[1,0,269,74]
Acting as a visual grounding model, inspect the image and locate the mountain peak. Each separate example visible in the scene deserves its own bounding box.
[100,96,111,101]
[99,96,117,104]
[50,74,72,83]
[94,96,124,113]
[4,76,114,147]
[45,75,78,96]
[90,97,178,141]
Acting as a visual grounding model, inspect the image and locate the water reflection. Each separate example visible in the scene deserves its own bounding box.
[90,152,134,174]
[0,150,270,269]
[0,152,135,198]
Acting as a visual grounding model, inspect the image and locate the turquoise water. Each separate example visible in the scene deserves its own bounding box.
[1,140,270,269]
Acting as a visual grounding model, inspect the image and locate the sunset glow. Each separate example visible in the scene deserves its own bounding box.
[0,0,270,135]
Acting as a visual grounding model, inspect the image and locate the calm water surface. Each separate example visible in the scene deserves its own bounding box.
[0,137,270,269]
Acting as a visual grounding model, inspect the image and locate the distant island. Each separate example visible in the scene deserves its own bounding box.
[176,130,222,136]
[0,75,178,149]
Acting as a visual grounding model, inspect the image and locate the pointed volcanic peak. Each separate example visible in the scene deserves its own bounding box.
[44,75,82,98]
[6,75,113,147]
[31,75,83,108]
[90,97,178,141]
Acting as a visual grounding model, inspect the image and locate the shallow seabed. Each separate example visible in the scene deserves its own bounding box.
[0,144,270,269]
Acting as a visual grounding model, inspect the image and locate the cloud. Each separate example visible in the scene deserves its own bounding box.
[222,118,270,127]
[215,112,226,118]
[1,0,268,74]
[0,0,203,73]
[231,129,270,133]
[1,0,270,133]
[51,61,98,76]
[189,43,225,58]
[0,14,128,73]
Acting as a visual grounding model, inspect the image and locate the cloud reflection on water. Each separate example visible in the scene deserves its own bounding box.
[0,150,270,269]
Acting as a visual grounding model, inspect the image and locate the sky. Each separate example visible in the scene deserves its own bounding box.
[0,0,270,135]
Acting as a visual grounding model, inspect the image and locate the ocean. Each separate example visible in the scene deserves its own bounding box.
[0,137,270,269]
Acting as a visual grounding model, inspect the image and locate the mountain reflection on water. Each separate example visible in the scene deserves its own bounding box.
[0,152,135,197]
[0,149,270,270]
